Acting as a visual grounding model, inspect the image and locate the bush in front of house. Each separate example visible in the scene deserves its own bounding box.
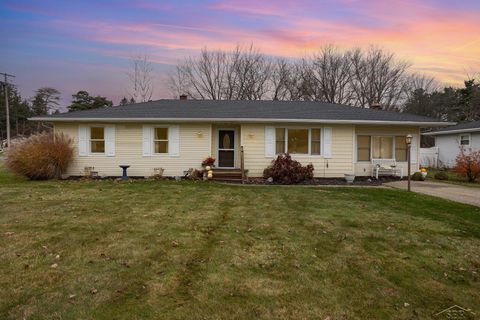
[434,171,449,180]
[455,147,480,183]
[411,172,425,181]
[6,132,74,180]
[263,153,314,184]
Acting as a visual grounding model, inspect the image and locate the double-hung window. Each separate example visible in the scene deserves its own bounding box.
[460,134,470,146]
[275,128,322,155]
[154,127,169,154]
[394,136,407,161]
[357,135,371,161]
[90,127,105,153]
[357,135,409,161]
[311,129,321,155]
[276,128,286,154]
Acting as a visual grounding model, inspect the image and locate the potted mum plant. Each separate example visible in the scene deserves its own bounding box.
[202,156,216,168]
[201,156,216,181]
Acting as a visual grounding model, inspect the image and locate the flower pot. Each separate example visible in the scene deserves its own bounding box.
[344,174,355,184]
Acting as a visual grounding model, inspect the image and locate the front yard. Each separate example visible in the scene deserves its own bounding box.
[1,166,479,319]
[427,168,480,188]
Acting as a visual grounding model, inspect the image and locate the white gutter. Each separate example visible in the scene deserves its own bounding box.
[28,117,454,127]
[423,127,480,135]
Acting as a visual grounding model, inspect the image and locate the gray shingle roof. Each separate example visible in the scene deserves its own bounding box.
[31,99,449,125]
[425,120,480,135]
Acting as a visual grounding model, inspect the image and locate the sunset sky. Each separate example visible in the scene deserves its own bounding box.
[1,0,479,107]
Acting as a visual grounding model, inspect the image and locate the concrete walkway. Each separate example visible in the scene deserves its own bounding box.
[385,180,480,207]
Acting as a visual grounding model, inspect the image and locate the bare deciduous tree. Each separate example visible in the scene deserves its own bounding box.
[270,58,292,100]
[349,47,410,110]
[128,54,154,103]
[168,44,434,111]
[307,45,354,104]
[406,73,440,97]
[169,45,272,100]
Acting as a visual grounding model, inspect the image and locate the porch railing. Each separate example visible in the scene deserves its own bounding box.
[240,145,245,184]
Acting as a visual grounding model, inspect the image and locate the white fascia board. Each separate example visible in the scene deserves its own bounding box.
[423,127,480,135]
[28,117,454,127]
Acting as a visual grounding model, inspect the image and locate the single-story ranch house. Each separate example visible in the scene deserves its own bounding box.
[31,99,452,179]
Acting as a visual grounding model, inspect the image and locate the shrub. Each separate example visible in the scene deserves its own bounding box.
[185,168,204,180]
[6,132,74,180]
[263,153,314,184]
[434,171,449,180]
[411,172,425,181]
[455,147,480,183]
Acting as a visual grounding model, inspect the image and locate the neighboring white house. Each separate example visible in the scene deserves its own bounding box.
[423,121,480,168]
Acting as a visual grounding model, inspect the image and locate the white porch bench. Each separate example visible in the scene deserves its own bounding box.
[371,159,403,179]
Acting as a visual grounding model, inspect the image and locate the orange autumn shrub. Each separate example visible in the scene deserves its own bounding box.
[454,147,480,183]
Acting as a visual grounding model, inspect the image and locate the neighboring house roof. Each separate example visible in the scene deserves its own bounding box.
[423,120,480,135]
[30,99,452,126]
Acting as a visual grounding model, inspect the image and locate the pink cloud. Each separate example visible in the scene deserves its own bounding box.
[15,1,479,88]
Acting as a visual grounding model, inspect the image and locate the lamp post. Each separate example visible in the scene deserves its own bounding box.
[406,134,413,192]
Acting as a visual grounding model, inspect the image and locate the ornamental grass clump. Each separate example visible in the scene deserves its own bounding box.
[263,153,314,184]
[6,132,74,180]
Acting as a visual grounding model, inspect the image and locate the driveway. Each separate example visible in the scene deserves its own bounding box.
[385,180,480,207]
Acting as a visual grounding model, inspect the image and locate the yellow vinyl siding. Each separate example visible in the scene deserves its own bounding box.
[54,122,211,177]
[354,125,420,176]
[240,123,354,178]
[55,122,421,178]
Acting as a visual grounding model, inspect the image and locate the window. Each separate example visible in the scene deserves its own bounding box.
[274,128,322,155]
[357,135,370,161]
[90,127,105,153]
[372,136,393,159]
[357,135,410,162]
[154,127,168,154]
[460,134,470,146]
[275,128,286,154]
[311,129,321,155]
[287,129,309,154]
[395,136,407,161]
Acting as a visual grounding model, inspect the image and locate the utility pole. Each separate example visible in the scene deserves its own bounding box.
[1,72,16,148]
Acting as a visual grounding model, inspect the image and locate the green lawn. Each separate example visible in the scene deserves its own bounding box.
[1,166,479,319]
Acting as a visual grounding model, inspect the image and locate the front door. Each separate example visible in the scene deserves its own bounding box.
[218,129,235,168]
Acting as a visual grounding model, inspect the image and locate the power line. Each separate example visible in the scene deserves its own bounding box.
[1,72,16,148]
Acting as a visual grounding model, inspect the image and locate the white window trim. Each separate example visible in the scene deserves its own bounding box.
[152,125,170,155]
[355,134,409,163]
[275,127,324,156]
[459,133,471,146]
[89,125,106,156]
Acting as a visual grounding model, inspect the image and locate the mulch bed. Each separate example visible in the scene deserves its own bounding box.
[243,176,400,186]
[65,175,401,186]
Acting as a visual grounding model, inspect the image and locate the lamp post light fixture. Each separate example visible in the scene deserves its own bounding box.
[406,134,413,192]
